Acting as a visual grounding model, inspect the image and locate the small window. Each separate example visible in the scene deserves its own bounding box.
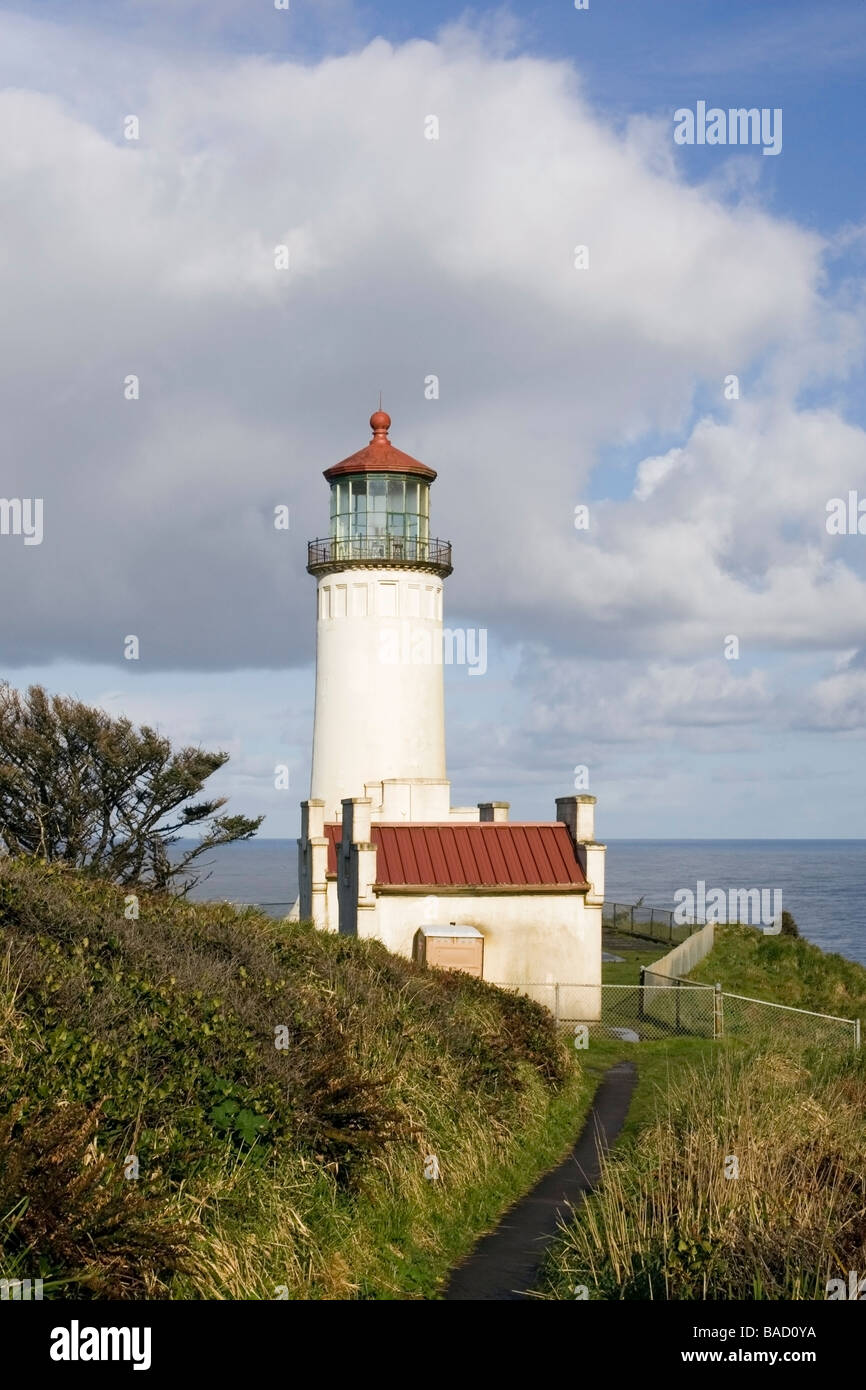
[378,582,398,616]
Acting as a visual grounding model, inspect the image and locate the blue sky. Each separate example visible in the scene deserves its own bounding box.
[1,0,865,840]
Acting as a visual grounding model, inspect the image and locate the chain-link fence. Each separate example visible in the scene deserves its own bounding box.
[214,907,861,1052]
[716,990,860,1050]
[202,901,295,919]
[509,981,860,1051]
[603,900,703,946]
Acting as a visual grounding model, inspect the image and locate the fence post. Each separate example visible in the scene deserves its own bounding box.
[675,977,681,1032]
[638,966,645,1021]
[555,982,560,1024]
[714,982,723,1040]
[856,1017,861,1050]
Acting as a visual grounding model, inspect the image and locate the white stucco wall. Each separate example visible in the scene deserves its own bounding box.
[361,891,602,991]
[310,568,447,821]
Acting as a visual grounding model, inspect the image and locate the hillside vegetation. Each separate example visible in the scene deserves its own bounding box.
[539,1046,866,1299]
[539,923,866,1300]
[0,857,584,1299]
[689,923,866,1029]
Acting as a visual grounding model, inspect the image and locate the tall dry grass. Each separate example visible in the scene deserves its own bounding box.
[543,1049,866,1299]
[0,856,582,1299]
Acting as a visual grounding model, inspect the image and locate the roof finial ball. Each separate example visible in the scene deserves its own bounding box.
[370,407,391,440]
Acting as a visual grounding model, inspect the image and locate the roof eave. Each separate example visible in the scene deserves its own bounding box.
[373,882,588,894]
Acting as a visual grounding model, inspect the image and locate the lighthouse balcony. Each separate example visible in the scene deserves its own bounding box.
[307,535,453,578]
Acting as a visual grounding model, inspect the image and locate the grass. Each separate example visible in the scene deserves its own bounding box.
[537,1045,866,1300]
[689,923,866,1031]
[0,856,597,1300]
[581,1034,727,1141]
[601,946,662,986]
[537,927,866,1301]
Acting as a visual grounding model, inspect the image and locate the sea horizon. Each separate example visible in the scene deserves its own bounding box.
[181,837,866,968]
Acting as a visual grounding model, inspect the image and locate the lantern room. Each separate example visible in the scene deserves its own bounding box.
[309,409,451,575]
[330,472,429,546]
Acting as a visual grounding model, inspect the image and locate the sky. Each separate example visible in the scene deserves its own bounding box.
[1,0,865,840]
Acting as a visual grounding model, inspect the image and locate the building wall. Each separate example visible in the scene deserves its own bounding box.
[363,778,478,823]
[310,568,447,821]
[362,891,602,992]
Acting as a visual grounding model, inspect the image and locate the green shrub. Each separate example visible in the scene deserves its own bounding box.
[0,857,575,1298]
[0,1100,191,1298]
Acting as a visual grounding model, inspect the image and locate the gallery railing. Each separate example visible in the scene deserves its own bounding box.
[307,535,452,574]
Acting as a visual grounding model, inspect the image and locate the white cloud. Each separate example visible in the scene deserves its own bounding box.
[634,446,684,500]
[1,19,857,673]
[801,665,866,731]
[2,12,866,838]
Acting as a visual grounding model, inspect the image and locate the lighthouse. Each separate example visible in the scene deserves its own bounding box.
[297,405,603,1014]
[306,409,454,823]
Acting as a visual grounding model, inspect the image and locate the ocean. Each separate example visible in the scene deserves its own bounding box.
[183,838,866,967]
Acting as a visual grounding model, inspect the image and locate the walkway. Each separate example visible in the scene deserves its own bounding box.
[443,1060,637,1300]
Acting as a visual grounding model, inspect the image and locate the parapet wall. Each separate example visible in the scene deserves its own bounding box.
[647,921,715,979]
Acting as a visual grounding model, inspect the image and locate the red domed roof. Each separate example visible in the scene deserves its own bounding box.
[324,409,437,482]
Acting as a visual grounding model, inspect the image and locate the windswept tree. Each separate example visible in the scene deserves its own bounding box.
[0,683,263,891]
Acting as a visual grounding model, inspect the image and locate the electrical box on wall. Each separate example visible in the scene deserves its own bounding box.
[413,924,484,978]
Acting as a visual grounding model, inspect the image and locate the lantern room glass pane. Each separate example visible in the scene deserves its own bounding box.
[367,476,385,537]
[329,473,431,547]
[351,478,366,540]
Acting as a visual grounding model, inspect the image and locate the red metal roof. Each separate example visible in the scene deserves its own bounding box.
[323,411,437,482]
[324,822,587,889]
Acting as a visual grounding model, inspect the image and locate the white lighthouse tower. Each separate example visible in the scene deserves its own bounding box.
[296,406,604,1008]
[306,408,455,824]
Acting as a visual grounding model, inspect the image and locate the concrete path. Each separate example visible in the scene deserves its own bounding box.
[443,1061,637,1301]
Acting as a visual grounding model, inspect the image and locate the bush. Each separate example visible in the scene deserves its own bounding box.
[0,857,573,1298]
[0,1101,191,1298]
[0,682,262,890]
